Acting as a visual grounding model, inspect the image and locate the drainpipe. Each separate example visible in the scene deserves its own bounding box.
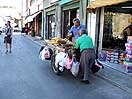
[85,0,89,27]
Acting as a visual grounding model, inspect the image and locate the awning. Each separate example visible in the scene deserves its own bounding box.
[24,11,41,24]
[88,0,130,9]
[62,2,79,11]
[59,0,73,5]
[31,11,41,19]
[47,10,55,15]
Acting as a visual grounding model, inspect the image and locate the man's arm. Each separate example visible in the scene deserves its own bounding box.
[67,26,73,40]
[75,39,80,49]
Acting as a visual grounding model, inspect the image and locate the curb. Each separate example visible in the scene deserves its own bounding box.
[23,34,46,47]
[94,74,132,95]
[99,61,132,77]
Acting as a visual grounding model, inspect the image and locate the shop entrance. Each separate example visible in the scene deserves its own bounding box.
[47,14,55,39]
[102,2,132,51]
[35,12,42,36]
[62,8,79,38]
[98,1,132,65]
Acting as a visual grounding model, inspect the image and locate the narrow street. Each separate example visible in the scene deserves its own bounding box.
[0,33,132,99]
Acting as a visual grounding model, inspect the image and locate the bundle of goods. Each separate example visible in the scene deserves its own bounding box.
[106,51,120,64]
[47,37,62,44]
[124,41,132,73]
[47,37,73,45]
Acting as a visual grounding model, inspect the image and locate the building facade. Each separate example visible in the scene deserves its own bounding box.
[87,0,132,64]
[24,0,89,40]
[24,0,43,37]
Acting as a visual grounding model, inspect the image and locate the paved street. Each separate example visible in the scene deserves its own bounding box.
[0,33,132,99]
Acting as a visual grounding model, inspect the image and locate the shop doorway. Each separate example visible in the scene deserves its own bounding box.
[37,12,42,36]
[47,14,55,39]
[62,8,79,38]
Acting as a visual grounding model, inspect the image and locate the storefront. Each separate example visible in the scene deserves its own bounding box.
[88,0,132,69]
[45,9,56,39]
[24,11,42,36]
[34,12,42,36]
[60,0,80,38]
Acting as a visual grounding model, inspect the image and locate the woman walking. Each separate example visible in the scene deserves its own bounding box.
[4,21,13,54]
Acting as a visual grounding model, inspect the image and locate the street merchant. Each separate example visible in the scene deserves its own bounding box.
[75,29,95,84]
[67,18,86,42]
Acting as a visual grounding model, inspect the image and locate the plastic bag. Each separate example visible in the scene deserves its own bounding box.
[55,52,67,71]
[39,46,51,60]
[39,49,45,61]
[71,59,80,77]
[64,57,73,70]
[91,60,104,73]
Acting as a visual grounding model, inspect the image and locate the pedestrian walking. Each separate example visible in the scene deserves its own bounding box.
[4,21,13,54]
[75,29,95,84]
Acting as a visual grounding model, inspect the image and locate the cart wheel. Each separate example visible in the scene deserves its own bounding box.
[51,54,60,75]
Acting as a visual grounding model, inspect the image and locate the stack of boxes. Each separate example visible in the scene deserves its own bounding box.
[124,36,132,73]
[106,51,120,64]
[110,52,119,64]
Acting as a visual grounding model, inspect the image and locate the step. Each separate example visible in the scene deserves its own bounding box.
[95,61,132,94]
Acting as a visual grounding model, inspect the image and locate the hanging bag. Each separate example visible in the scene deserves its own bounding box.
[71,58,80,77]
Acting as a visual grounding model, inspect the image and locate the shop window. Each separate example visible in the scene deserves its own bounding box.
[102,8,132,50]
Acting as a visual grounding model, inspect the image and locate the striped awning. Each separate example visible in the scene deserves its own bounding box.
[88,0,130,9]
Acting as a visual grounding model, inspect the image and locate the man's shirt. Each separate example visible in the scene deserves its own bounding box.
[75,34,94,52]
[68,24,85,42]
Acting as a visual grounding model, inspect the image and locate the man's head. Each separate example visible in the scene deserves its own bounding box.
[7,21,11,26]
[79,29,87,36]
[73,18,80,27]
